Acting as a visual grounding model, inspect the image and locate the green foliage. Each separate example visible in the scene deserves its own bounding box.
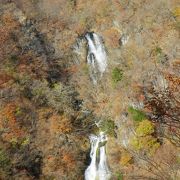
[99,141,107,147]
[82,64,89,75]
[99,119,116,137]
[136,120,154,137]
[21,137,30,146]
[15,107,22,116]
[153,46,168,64]
[112,68,123,85]
[116,172,123,180]
[128,106,146,122]
[155,46,162,55]
[10,137,30,149]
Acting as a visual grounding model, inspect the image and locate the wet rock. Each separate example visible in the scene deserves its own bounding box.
[119,34,129,46]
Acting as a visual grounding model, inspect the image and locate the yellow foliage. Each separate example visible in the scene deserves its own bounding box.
[136,119,154,137]
[21,137,30,146]
[120,151,133,166]
[130,120,159,155]
[173,7,180,17]
[130,135,160,155]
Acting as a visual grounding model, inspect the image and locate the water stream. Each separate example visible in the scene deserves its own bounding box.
[85,33,110,180]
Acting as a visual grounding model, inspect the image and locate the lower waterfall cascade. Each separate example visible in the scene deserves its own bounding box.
[85,133,111,180]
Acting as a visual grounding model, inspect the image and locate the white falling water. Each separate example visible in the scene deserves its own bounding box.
[85,133,111,180]
[85,33,107,84]
[84,33,110,179]
[120,34,129,45]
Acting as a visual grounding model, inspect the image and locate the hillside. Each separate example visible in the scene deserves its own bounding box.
[0,1,179,179]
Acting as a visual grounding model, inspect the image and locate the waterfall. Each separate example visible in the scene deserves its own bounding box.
[85,133,111,180]
[85,32,107,84]
[84,32,110,179]
[98,134,110,180]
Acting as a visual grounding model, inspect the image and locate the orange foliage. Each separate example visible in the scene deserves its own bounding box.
[165,73,180,92]
[61,149,76,170]
[103,28,120,48]
[64,65,79,74]
[0,103,25,142]
[49,115,72,135]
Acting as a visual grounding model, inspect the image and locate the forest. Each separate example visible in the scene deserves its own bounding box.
[0,0,179,180]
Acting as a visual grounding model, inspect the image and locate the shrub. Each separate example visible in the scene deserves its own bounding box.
[99,119,116,137]
[128,106,146,122]
[0,149,11,172]
[112,68,123,85]
[31,80,49,106]
[15,107,22,116]
[9,55,18,64]
[130,119,159,155]
[116,172,123,180]
[136,120,154,137]
[130,136,160,155]
[172,7,180,17]
[82,64,89,75]
[153,46,168,64]
[155,46,162,55]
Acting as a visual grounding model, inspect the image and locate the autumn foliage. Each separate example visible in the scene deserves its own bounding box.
[49,115,72,134]
[0,103,25,142]
[61,149,76,171]
[0,13,19,59]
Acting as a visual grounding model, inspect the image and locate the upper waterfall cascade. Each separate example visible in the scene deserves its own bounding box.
[85,32,107,83]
